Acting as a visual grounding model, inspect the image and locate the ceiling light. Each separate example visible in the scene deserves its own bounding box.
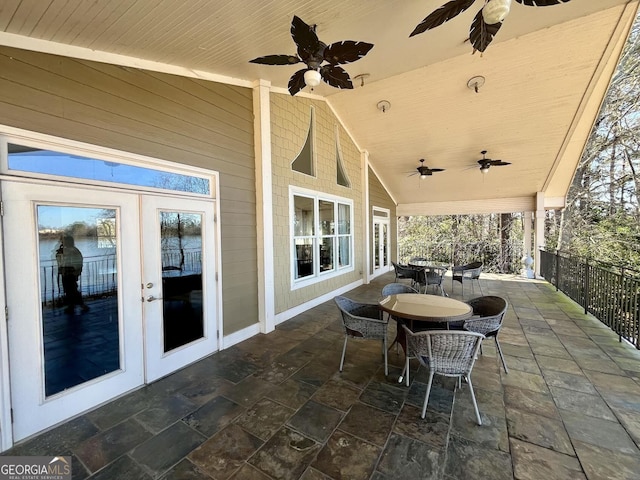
[304,70,322,88]
[482,0,511,25]
[467,76,485,93]
[353,73,370,87]
[377,100,391,113]
[480,165,490,174]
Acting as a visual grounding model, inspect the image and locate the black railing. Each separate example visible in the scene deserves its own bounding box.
[540,249,640,349]
[399,240,525,274]
[40,249,202,307]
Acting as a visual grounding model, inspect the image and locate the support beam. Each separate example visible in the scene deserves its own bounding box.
[534,192,546,278]
[253,80,275,333]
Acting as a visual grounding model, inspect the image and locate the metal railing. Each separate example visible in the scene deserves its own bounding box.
[540,249,640,349]
[40,249,202,307]
[399,240,525,274]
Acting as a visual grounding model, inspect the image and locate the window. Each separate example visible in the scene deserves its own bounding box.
[291,107,315,176]
[291,188,353,285]
[336,125,350,187]
[6,143,211,195]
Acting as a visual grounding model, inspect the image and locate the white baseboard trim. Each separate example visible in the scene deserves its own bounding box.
[221,323,261,349]
[274,279,364,325]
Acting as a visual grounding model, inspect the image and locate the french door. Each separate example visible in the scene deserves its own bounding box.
[373,220,389,271]
[2,180,217,441]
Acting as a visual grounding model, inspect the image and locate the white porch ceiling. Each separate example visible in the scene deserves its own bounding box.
[1,0,638,214]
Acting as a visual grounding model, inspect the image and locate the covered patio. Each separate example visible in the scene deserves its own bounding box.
[7,271,640,480]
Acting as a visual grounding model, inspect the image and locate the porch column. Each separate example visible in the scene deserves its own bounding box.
[522,211,534,278]
[253,80,275,333]
[534,192,545,278]
[362,150,370,284]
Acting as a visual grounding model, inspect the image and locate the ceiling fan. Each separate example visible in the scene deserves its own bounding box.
[476,150,511,174]
[249,15,374,96]
[409,0,572,54]
[409,159,445,179]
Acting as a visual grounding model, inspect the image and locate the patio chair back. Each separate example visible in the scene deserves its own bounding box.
[464,295,509,373]
[334,296,388,375]
[451,261,482,295]
[381,283,418,297]
[402,326,484,424]
[392,261,419,286]
[415,266,447,296]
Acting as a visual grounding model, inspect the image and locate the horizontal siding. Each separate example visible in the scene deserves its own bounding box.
[0,45,258,335]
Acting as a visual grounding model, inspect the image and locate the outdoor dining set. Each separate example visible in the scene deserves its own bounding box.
[334,259,508,427]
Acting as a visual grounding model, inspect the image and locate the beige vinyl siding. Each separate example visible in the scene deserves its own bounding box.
[0,46,257,334]
[369,167,397,273]
[271,93,364,313]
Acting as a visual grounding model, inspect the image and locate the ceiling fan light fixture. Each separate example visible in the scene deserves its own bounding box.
[480,165,490,174]
[482,0,512,25]
[304,69,322,88]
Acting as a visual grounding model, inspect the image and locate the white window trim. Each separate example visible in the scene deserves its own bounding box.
[290,186,354,290]
[0,127,215,198]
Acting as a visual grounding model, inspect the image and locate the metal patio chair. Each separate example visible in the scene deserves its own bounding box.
[463,295,509,373]
[334,296,389,376]
[402,325,484,424]
[452,261,482,295]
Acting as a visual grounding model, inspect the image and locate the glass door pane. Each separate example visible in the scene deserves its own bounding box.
[38,206,120,396]
[160,212,203,352]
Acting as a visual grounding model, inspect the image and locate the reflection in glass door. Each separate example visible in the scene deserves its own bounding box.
[159,212,204,352]
[37,206,120,396]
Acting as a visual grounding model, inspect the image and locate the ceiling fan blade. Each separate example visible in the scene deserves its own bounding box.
[324,41,374,65]
[288,69,308,96]
[491,160,511,166]
[291,16,321,63]
[320,65,353,89]
[409,0,476,37]
[249,54,300,65]
[515,0,571,6]
[430,168,445,173]
[469,8,502,53]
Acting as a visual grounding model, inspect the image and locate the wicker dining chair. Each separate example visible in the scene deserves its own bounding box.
[381,283,418,297]
[402,325,485,424]
[415,266,448,296]
[451,261,482,295]
[392,261,420,288]
[334,296,389,376]
[463,295,509,373]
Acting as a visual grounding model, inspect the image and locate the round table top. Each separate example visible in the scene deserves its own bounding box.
[379,293,472,322]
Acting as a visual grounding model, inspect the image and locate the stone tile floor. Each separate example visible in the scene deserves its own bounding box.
[5,272,640,479]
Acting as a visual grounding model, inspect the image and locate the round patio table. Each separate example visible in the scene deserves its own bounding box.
[379,293,471,325]
[380,293,473,384]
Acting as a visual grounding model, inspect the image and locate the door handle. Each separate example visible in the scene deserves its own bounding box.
[146,295,162,302]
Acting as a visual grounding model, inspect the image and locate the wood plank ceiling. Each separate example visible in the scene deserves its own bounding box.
[0,0,638,214]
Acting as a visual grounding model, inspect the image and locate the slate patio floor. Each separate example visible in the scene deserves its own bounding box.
[4,271,640,479]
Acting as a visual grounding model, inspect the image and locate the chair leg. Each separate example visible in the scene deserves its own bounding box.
[466,374,482,426]
[383,337,388,376]
[421,371,435,418]
[339,336,348,372]
[495,337,508,374]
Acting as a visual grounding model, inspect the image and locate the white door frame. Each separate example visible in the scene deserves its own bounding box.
[0,126,223,450]
[371,206,391,279]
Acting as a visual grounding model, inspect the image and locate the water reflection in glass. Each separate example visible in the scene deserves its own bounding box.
[38,205,120,397]
[160,212,204,352]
